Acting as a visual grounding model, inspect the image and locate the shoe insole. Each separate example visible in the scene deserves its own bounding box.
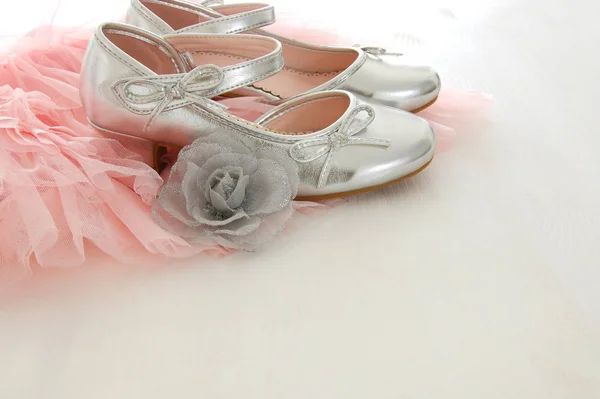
[188,51,343,99]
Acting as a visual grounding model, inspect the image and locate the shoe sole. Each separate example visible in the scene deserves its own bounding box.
[411,96,438,114]
[294,157,433,201]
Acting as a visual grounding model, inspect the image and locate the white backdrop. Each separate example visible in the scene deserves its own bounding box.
[1,0,600,398]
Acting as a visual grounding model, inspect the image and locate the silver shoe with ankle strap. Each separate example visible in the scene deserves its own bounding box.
[80,23,435,199]
[125,0,441,112]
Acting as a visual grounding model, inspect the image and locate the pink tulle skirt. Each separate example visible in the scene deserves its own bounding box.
[0,20,492,284]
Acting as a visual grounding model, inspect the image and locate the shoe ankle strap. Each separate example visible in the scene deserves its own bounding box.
[164,33,283,93]
[132,0,275,35]
[177,3,275,34]
[97,23,283,95]
[197,0,224,6]
[109,32,283,130]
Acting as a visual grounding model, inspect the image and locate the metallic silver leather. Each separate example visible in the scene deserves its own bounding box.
[125,0,442,111]
[338,50,441,112]
[80,23,283,145]
[126,0,174,35]
[266,41,441,112]
[127,0,275,35]
[81,23,435,197]
[257,93,435,196]
[176,5,275,34]
[198,0,224,6]
[112,64,229,131]
[287,104,391,189]
[163,34,284,96]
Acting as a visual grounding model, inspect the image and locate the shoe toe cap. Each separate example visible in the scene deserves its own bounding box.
[296,104,435,197]
[343,54,442,111]
[376,64,441,111]
[362,104,436,180]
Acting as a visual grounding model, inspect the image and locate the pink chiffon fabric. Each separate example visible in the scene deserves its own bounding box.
[0,21,492,284]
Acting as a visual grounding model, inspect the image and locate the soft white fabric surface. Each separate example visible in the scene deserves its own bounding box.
[1,0,599,397]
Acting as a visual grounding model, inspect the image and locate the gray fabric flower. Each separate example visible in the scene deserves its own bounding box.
[152,134,299,251]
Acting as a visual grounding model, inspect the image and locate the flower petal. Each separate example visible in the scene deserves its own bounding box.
[256,148,299,198]
[152,202,218,246]
[209,188,234,214]
[212,179,228,199]
[177,141,229,169]
[194,205,249,227]
[225,173,249,209]
[212,215,262,237]
[216,203,294,251]
[204,166,243,201]
[181,162,209,222]
[178,163,251,227]
[157,164,202,226]
[244,159,293,216]
[201,153,259,177]
[156,185,198,226]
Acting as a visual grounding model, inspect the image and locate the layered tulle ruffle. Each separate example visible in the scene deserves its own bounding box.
[0,27,210,283]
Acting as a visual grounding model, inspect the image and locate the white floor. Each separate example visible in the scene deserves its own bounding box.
[1,0,600,398]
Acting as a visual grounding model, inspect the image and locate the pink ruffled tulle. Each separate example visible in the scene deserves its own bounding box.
[0,22,491,284]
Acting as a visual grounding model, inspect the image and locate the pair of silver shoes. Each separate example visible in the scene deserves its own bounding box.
[81,0,441,200]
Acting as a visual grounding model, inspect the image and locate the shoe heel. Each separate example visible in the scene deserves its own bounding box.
[91,124,180,172]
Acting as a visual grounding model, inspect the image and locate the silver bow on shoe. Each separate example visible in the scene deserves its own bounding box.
[112,65,227,131]
[289,104,391,189]
[354,44,403,57]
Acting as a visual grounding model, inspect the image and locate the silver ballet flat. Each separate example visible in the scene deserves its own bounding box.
[80,23,435,199]
[125,0,441,112]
